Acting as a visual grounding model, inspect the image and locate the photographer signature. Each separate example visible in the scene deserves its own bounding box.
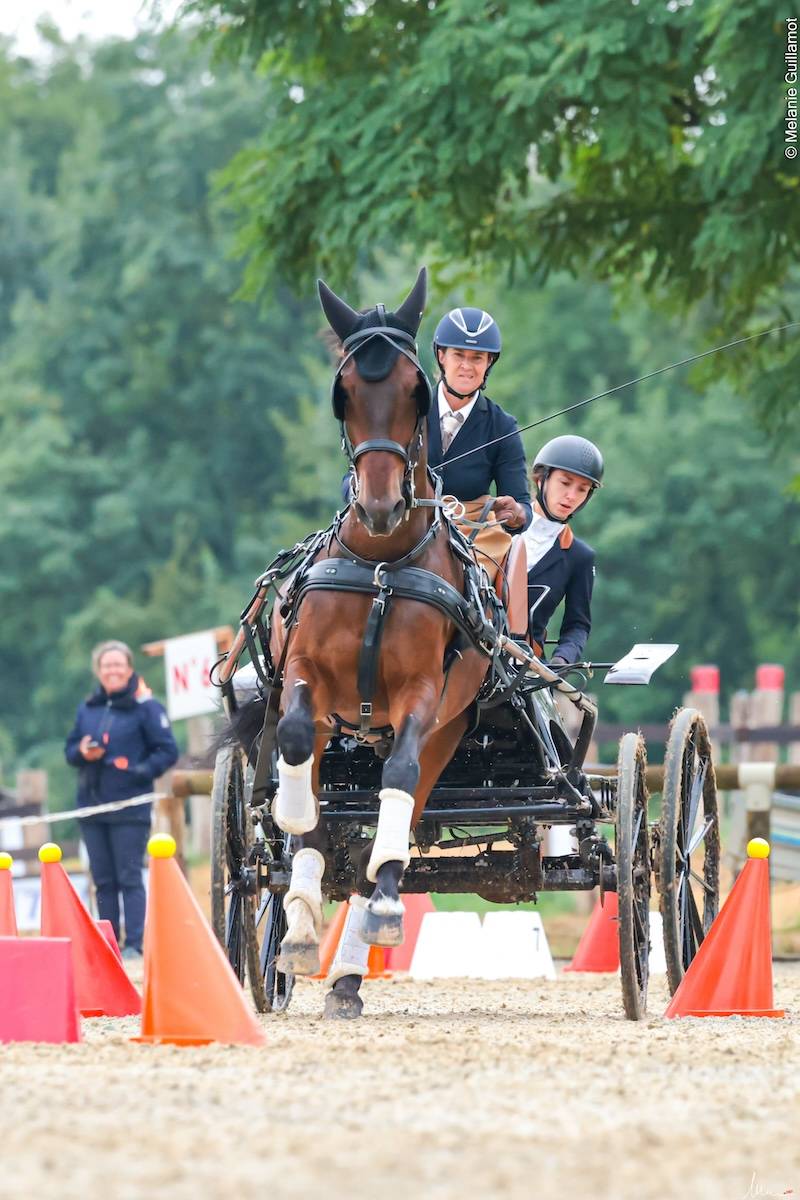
[742,1171,794,1198]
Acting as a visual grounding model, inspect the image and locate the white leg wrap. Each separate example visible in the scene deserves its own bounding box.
[283,847,325,935]
[366,787,414,883]
[273,753,317,834]
[326,896,371,988]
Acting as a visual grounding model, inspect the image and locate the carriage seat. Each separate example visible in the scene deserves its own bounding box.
[495,535,529,639]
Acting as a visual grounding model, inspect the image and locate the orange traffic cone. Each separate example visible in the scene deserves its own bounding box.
[665,839,784,1018]
[563,892,620,972]
[365,945,392,980]
[39,843,141,1017]
[0,852,18,936]
[97,919,123,962]
[384,894,435,972]
[311,901,349,979]
[0,937,81,1044]
[135,835,266,1046]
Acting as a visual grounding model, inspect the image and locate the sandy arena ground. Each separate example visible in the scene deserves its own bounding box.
[2,964,798,1200]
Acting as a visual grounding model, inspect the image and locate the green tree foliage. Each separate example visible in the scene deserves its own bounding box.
[468,272,800,724]
[186,0,800,432]
[0,26,796,789]
[0,30,333,773]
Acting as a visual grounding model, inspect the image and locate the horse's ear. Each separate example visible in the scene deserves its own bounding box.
[317,279,360,342]
[394,267,427,335]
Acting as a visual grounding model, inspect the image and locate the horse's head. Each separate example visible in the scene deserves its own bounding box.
[319,268,431,537]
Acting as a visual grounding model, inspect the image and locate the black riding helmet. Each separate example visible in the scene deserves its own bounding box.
[433,307,501,399]
[533,435,604,523]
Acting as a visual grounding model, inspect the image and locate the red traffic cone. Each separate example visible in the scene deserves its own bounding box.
[665,839,784,1018]
[0,937,81,1044]
[564,892,620,972]
[311,901,349,979]
[0,852,18,936]
[97,919,123,962]
[39,843,141,1017]
[384,894,436,972]
[135,835,266,1046]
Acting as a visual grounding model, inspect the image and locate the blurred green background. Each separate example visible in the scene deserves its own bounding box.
[1,5,797,810]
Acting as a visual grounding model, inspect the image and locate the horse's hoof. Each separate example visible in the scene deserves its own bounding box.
[324,989,364,1020]
[276,940,320,976]
[361,903,405,948]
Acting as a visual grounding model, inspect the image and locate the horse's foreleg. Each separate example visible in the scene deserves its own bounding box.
[274,680,318,834]
[362,714,423,946]
[275,681,325,975]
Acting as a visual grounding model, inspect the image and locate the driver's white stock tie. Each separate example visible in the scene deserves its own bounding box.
[327,895,371,987]
[273,753,317,834]
[367,787,414,882]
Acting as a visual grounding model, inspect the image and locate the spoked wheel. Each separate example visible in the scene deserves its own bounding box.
[253,876,295,1014]
[657,707,720,995]
[616,732,651,1021]
[210,745,267,1012]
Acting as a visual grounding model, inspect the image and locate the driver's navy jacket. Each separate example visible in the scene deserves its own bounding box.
[342,389,533,532]
[64,673,179,823]
[528,535,595,664]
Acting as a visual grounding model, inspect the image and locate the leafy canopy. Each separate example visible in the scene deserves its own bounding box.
[187,0,798,309]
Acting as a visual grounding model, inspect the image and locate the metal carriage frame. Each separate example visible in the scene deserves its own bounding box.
[211,607,721,1021]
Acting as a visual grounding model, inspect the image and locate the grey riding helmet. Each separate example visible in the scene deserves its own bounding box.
[433,308,502,396]
[533,435,604,521]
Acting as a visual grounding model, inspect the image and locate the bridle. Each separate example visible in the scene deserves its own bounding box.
[332,312,433,518]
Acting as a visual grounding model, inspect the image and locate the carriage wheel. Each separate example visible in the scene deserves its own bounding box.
[210,745,267,1012]
[616,732,651,1021]
[657,707,720,995]
[253,883,294,1014]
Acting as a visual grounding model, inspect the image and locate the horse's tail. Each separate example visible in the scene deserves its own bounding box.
[207,695,268,765]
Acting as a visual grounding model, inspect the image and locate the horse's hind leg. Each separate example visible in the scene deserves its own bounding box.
[362,715,421,947]
[275,682,325,976]
[324,896,371,1021]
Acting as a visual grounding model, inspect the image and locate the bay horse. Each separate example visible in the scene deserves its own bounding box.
[260,269,499,1017]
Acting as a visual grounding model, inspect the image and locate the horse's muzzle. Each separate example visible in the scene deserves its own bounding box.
[353,497,406,536]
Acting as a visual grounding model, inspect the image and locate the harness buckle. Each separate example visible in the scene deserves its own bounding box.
[360,702,373,720]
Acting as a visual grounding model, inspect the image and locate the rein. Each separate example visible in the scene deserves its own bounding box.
[444,320,800,468]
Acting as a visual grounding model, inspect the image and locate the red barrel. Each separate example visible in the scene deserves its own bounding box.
[755,664,785,691]
[690,664,720,693]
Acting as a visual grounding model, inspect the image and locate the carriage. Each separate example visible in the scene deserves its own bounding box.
[209,564,720,1021]
[208,269,721,1021]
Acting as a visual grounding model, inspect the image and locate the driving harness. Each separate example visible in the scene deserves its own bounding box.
[222,321,528,790]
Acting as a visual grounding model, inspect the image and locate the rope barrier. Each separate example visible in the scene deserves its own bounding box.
[0,791,167,829]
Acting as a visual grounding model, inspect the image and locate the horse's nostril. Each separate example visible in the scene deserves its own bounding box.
[354,502,374,533]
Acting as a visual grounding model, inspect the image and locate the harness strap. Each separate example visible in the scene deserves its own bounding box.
[291,559,496,652]
[357,578,393,732]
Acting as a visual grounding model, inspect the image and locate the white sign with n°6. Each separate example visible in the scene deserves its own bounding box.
[163,630,219,720]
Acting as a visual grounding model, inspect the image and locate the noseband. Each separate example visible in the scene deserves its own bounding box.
[332,319,433,515]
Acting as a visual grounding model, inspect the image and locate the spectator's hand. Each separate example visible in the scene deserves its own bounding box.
[79,734,105,762]
[493,496,526,528]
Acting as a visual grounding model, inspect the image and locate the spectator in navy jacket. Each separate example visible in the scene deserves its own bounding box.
[524,437,603,665]
[65,640,178,958]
